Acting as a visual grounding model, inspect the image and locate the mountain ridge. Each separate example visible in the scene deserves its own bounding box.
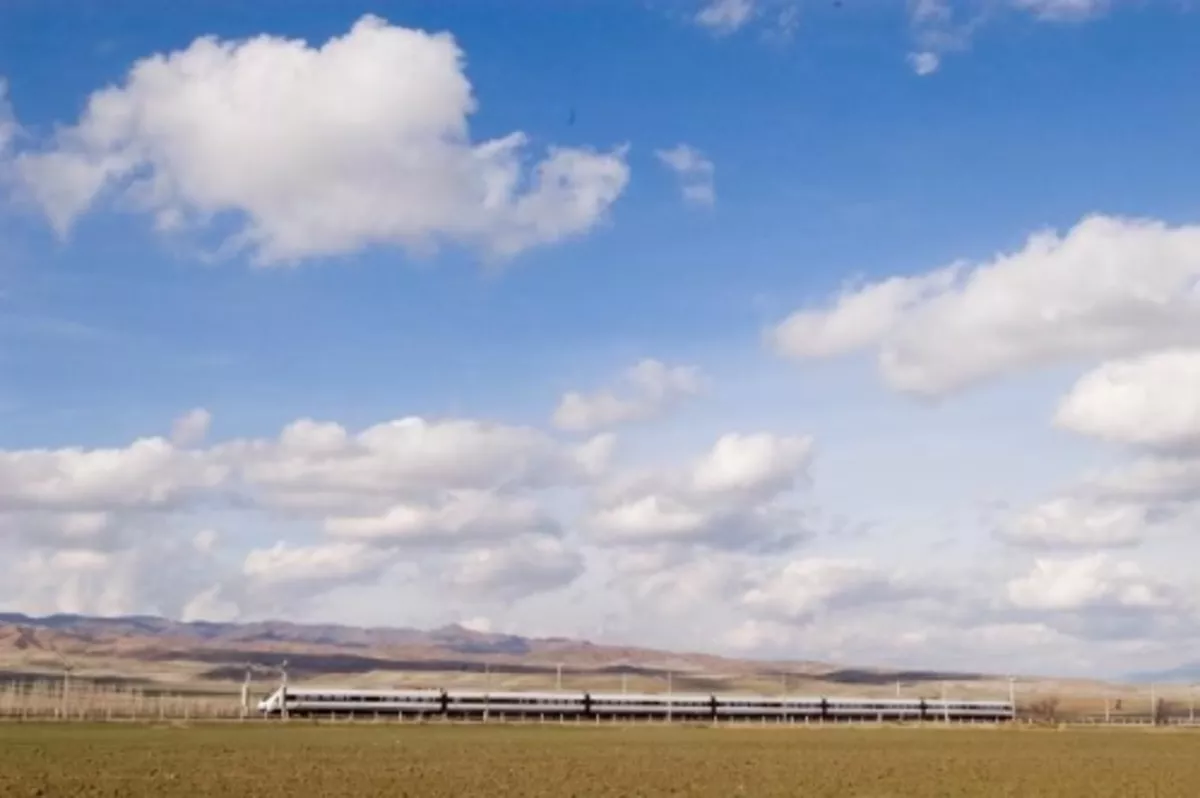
[0,611,990,687]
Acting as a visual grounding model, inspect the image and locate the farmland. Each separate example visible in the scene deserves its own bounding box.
[1,724,1198,797]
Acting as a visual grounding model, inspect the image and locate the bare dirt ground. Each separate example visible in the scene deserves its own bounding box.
[4,724,1200,797]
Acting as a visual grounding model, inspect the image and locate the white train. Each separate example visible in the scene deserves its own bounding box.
[257,687,1015,722]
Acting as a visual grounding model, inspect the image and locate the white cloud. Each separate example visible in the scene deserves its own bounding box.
[1013,0,1110,21]
[590,495,710,542]
[242,540,391,592]
[444,534,583,601]
[770,269,959,361]
[721,618,795,652]
[1006,553,1178,612]
[324,490,558,546]
[906,0,1117,76]
[998,497,1154,549]
[171,407,212,447]
[458,616,492,633]
[616,543,1200,672]
[741,557,914,623]
[589,495,803,551]
[689,432,813,501]
[587,432,813,551]
[771,215,1200,396]
[573,433,617,477]
[553,359,703,432]
[0,511,114,547]
[655,144,716,207]
[1086,456,1200,505]
[608,548,753,616]
[7,371,1198,673]
[0,436,227,512]
[0,410,620,618]
[907,51,941,75]
[911,0,952,23]
[1056,349,1200,450]
[0,79,15,154]
[906,0,980,74]
[231,416,598,512]
[695,0,756,33]
[2,533,226,619]
[180,584,240,623]
[13,15,629,264]
[192,528,219,553]
[1042,346,1200,545]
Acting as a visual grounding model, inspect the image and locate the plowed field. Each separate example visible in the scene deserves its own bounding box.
[1,723,1197,797]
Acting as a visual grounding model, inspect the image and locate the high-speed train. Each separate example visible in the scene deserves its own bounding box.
[257,687,1015,722]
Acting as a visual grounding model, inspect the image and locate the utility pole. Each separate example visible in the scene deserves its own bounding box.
[667,671,673,724]
[61,661,73,721]
[556,663,563,692]
[1008,676,1016,712]
[50,649,75,721]
[279,659,289,722]
[895,680,901,698]
[240,664,252,719]
[941,681,949,724]
[1150,683,1157,726]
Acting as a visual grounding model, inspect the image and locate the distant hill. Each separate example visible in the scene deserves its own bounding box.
[1125,663,1200,685]
[0,612,1033,700]
[0,611,828,679]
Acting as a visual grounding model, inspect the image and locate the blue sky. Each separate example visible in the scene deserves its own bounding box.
[2,0,1200,678]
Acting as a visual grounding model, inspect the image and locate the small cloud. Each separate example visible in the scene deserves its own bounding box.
[772,6,801,40]
[655,144,716,208]
[695,0,756,33]
[0,79,15,153]
[192,529,219,554]
[553,359,704,432]
[1013,0,1110,22]
[908,0,1111,74]
[912,0,952,24]
[171,408,212,447]
[908,51,941,76]
[459,616,493,634]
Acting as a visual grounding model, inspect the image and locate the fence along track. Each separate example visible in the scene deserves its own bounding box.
[3,678,1197,728]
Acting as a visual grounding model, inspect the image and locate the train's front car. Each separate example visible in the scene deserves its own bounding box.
[257,687,285,716]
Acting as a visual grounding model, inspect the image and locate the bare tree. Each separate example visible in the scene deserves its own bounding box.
[1154,698,1174,726]
[1027,696,1060,724]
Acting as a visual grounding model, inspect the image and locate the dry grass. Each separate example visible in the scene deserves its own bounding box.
[2,723,1199,797]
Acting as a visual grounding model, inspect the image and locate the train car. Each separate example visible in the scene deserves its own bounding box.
[257,687,445,716]
[586,692,715,718]
[713,695,824,719]
[444,690,587,717]
[256,685,1016,724]
[824,698,924,721]
[922,699,1014,722]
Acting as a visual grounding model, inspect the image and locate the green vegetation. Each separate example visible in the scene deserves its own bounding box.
[1,723,1197,796]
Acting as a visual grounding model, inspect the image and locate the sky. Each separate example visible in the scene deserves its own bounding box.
[1,0,1200,680]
